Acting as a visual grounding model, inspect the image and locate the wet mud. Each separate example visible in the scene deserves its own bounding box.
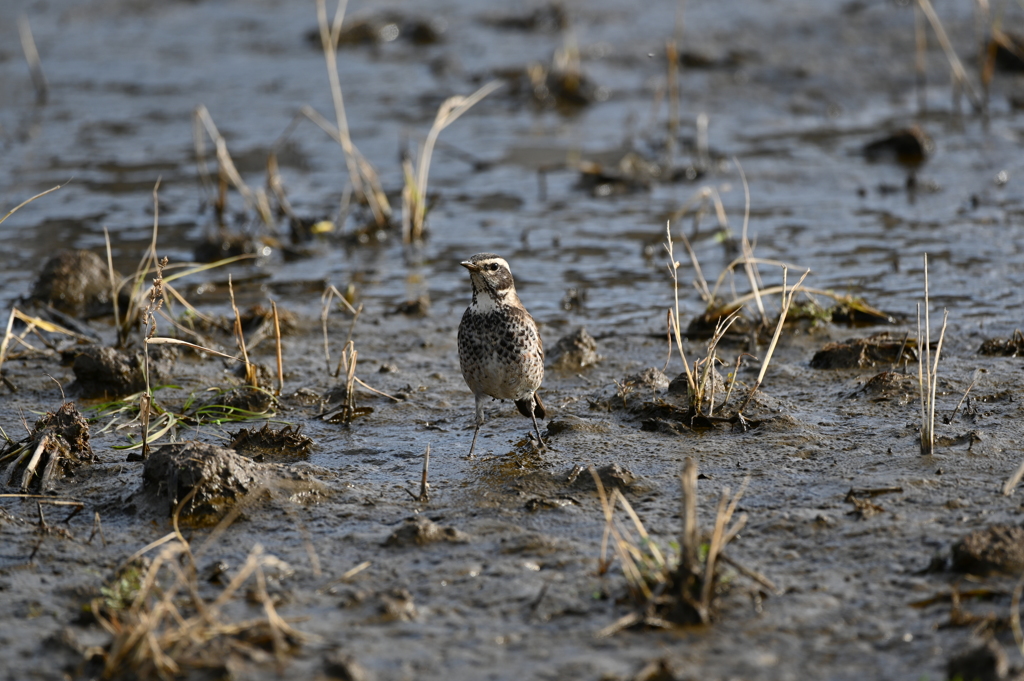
[3,0,1024,680]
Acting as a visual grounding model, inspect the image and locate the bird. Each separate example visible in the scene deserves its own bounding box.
[458,253,546,456]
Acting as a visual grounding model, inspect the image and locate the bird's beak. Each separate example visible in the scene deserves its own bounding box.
[461,261,481,272]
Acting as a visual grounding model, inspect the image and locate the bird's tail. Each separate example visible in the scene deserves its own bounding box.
[516,392,545,420]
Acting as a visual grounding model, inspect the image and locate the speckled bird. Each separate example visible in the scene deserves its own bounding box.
[458,253,546,456]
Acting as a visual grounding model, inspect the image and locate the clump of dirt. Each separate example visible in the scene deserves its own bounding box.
[190,385,275,419]
[0,402,95,492]
[992,31,1024,72]
[548,327,601,371]
[576,153,658,197]
[28,250,120,318]
[512,57,603,112]
[137,441,323,524]
[70,345,176,398]
[951,525,1024,576]
[810,332,915,369]
[946,639,1016,681]
[229,424,314,461]
[192,229,261,263]
[566,462,641,493]
[854,370,917,403]
[308,13,444,47]
[323,650,373,681]
[589,367,669,412]
[979,331,1024,357]
[863,125,933,170]
[546,414,611,435]
[382,516,470,547]
[239,304,299,335]
[480,3,567,33]
[667,366,727,413]
[389,296,430,317]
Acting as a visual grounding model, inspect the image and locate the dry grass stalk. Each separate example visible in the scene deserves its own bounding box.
[313,0,391,228]
[665,40,680,168]
[1,183,64,226]
[0,308,93,375]
[664,223,741,416]
[914,3,928,113]
[405,444,431,502]
[337,340,359,421]
[227,275,257,388]
[193,105,273,225]
[319,285,360,376]
[669,185,731,242]
[664,222,697,394]
[95,538,314,678]
[917,254,948,456]
[103,227,122,340]
[734,159,768,326]
[915,0,984,112]
[1004,457,1024,497]
[271,301,284,396]
[403,80,503,244]
[138,256,168,461]
[594,459,759,637]
[737,267,810,414]
[17,14,47,105]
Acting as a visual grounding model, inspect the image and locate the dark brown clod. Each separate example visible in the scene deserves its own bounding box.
[382,516,470,548]
[30,250,119,318]
[810,333,916,370]
[229,424,314,461]
[979,331,1024,357]
[71,345,176,399]
[140,441,322,525]
[0,402,95,492]
[548,328,600,372]
[951,525,1024,575]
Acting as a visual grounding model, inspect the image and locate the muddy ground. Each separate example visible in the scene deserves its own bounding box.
[3,0,1024,679]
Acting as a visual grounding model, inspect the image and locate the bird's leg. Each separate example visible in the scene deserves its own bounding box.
[529,400,546,451]
[468,394,485,458]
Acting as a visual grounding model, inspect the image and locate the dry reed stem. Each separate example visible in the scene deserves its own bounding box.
[1,183,65,226]
[405,80,503,242]
[915,0,984,111]
[677,229,712,303]
[734,158,767,326]
[98,537,313,678]
[1,308,96,379]
[664,222,696,392]
[678,459,699,577]
[406,444,431,502]
[597,458,757,635]
[145,338,244,363]
[669,186,730,237]
[272,301,283,396]
[665,40,680,168]
[947,368,981,423]
[693,311,741,415]
[1004,457,1024,497]
[319,285,360,375]
[193,105,273,225]
[738,267,810,414]
[314,0,390,227]
[17,14,47,105]
[103,227,121,339]
[914,3,928,113]
[917,254,948,456]
[227,275,256,387]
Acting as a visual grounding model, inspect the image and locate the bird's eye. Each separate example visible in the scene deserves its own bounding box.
[488,263,499,271]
